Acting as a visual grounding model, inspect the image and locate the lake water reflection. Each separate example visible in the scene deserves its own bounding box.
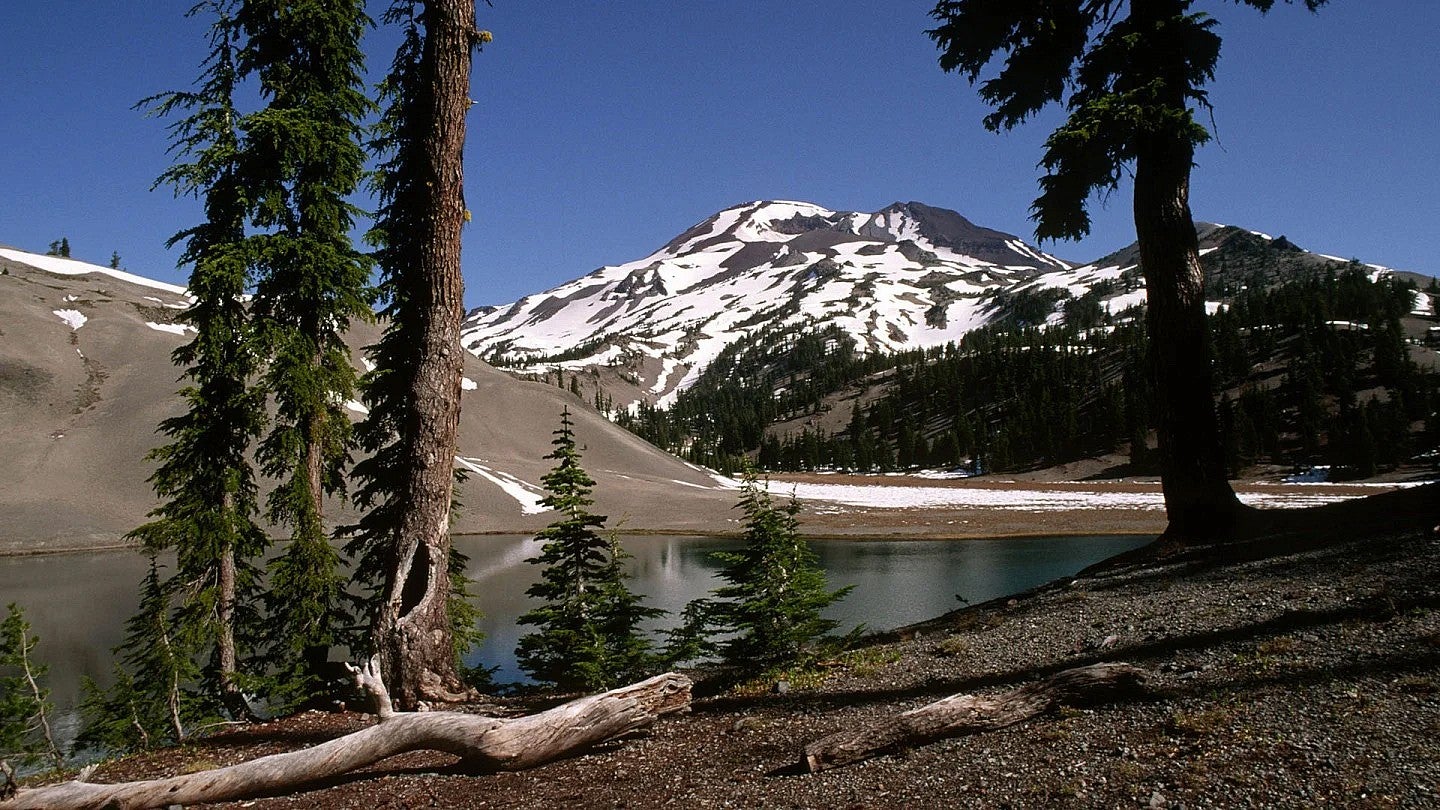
[451,533,1147,682]
[0,533,1148,721]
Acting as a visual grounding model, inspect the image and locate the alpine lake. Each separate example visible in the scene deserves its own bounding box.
[1,532,1148,746]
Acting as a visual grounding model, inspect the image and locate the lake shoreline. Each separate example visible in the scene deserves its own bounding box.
[7,471,1423,557]
[52,487,1440,808]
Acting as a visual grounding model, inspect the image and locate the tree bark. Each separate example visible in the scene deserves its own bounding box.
[803,663,1147,773]
[373,0,476,710]
[215,535,246,720]
[3,670,692,810]
[1133,130,1243,542]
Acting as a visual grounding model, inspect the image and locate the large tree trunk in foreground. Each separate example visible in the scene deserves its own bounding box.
[373,0,476,710]
[1134,129,1242,542]
[803,663,1147,773]
[4,668,692,810]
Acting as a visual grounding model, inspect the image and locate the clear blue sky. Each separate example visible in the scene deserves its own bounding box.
[1,2,1435,308]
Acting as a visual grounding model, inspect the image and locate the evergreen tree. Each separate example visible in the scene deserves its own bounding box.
[929,0,1329,541]
[0,605,62,773]
[129,0,266,716]
[109,251,122,270]
[349,0,490,709]
[78,556,205,753]
[237,0,374,706]
[516,408,660,690]
[700,467,850,670]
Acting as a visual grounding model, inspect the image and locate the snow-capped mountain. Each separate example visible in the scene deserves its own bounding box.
[462,203,1436,410]
[461,201,1074,406]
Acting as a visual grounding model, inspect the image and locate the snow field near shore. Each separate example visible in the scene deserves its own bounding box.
[707,476,1403,513]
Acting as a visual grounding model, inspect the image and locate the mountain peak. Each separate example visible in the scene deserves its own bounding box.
[462,200,1076,407]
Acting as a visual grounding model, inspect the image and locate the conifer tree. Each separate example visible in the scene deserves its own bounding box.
[236,0,374,706]
[929,0,1329,541]
[129,0,266,717]
[78,556,202,753]
[0,605,62,773]
[349,0,489,709]
[700,467,850,670]
[516,408,660,690]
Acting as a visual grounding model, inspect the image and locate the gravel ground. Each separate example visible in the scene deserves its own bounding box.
[48,493,1440,808]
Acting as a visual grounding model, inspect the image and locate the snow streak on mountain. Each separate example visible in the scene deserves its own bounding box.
[460,201,1076,405]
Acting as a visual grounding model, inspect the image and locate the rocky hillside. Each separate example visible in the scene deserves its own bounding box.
[0,248,737,553]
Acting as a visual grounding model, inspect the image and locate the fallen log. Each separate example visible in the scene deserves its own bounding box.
[803,662,1147,773]
[4,661,692,810]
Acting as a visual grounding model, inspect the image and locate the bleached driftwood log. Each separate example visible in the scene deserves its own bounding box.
[4,661,692,810]
[803,662,1147,772]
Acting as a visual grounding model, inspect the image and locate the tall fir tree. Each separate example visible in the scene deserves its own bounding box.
[349,0,488,709]
[128,0,266,717]
[516,407,660,691]
[929,0,1329,541]
[236,0,374,708]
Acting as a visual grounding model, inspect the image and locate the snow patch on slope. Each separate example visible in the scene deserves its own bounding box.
[53,309,86,330]
[2,248,189,295]
[144,321,194,336]
[455,456,548,515]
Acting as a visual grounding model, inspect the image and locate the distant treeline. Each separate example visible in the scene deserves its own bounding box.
[611,263,1438,481]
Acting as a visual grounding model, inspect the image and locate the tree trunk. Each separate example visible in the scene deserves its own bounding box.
[1133,130,1242,542]
[803,663,1147,773]
[215,535,245,720]
[3,670,692,810]
[373,0,476,711]
[305,401,326,522]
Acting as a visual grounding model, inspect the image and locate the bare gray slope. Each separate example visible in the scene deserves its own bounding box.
[0,251,733,554]
[0,252,202,553]
[446,339,736,535]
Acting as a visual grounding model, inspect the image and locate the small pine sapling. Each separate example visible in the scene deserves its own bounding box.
[516,408,661,691]
[77,556,209,754]
[0,604,63,773]
[702,467,851,671]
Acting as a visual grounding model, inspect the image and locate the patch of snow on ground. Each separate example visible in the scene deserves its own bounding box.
[669,478,716,490]
[2,248,189,295]
[1411,291,1434,316]
[455,456,548,514]
[650,357,682,394]
[53,309,86,330]
[461,377,478,391]
[344,399,369,415]
[144,321,194,336]
[786,482,1373,511]
[1104,290,1147,314]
